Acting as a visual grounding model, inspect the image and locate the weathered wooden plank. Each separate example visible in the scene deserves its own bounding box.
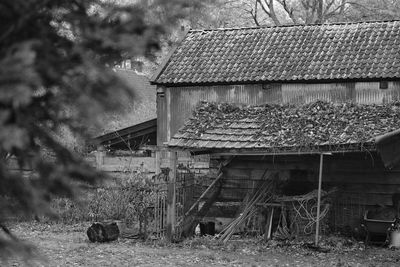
[177,157,192,163]
[205,205,240,218]
[335,192,394,206]
[228,153,385,169]
[193,154,210,162]
[166,151,177,241]
[192,162,210,169]
[157,89,168,145]
[177,150,191,158]
[195,184,258,193]
[195,187,255,201]
[197,192,395,207]
[324,163,385,172]
[96,165,130,172]
[210,159,221,168]
[228,160,316,171]
[226,166,399,180]
[102,157,156,171]
[224,169,251,180]
[201,170,400,185]
[323,172,400,184]
[102,156,131,165]
[222,179,255,189]
[227,160,388,174]
[327,183,400,194]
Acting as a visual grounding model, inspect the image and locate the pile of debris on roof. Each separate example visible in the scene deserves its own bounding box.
[172,101,400,150]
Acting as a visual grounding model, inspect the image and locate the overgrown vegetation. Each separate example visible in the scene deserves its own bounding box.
[186,101,400,149]
[50,172,157,231]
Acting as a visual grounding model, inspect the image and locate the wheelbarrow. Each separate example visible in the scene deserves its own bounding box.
[361,210,395,245]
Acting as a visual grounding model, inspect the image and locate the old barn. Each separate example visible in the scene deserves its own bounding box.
[151,20,400,241]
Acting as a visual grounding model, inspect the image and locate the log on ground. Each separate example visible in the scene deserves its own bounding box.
[87,221,120,242]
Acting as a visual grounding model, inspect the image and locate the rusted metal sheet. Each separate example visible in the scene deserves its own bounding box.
[281,82,400,104]
[281,83,354,104]
[355,82,400,104]
[168,84,282,138]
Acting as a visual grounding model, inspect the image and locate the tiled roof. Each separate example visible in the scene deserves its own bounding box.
[153,21,400,85]
[168,101,400,152]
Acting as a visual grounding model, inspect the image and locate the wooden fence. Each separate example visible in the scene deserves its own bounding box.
[87,150,156,181]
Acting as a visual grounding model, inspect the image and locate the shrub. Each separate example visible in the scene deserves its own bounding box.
[50,172,157,232]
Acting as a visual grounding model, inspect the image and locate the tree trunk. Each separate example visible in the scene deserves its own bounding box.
[87,221,120,242]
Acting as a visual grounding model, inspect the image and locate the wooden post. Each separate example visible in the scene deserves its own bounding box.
[95,146,105,168]
[155,150,161,175]
[265,207,274,240]
[166,151,177,241]
[315,153,324,246]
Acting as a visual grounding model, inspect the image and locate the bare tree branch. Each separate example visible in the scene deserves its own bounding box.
[323,0,348,20]
[316,0,324,23]
[257,0,281,25]
[277,0,299,24]
[257,0,271,17]
[251,0,261,26]
[226,0,398,27]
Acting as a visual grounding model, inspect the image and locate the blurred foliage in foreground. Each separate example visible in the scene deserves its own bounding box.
[0,0,201,258]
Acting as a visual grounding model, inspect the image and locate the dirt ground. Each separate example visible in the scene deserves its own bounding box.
[3,222,400,267]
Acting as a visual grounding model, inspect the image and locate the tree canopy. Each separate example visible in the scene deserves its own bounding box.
[0,0,201,258]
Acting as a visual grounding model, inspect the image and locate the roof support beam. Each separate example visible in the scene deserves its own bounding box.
[315,153,324,246]
[191,150,365,156]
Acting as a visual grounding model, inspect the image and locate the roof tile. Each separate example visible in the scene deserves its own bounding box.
[169,101,400,151]
[153,21,400,85]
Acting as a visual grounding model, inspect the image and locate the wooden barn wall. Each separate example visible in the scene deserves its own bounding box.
[156,92,168,146]
[213,153,400,205]
[157,81,400,145]
[198,153,400,227]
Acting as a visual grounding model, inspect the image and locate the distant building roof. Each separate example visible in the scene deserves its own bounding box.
[168,101,400,153]
[152,20,400,85]
[94,118,157,150]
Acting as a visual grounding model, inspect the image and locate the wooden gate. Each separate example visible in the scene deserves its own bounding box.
[153,164,194,239]
[153,173,168,238]
[174,165,195,239]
